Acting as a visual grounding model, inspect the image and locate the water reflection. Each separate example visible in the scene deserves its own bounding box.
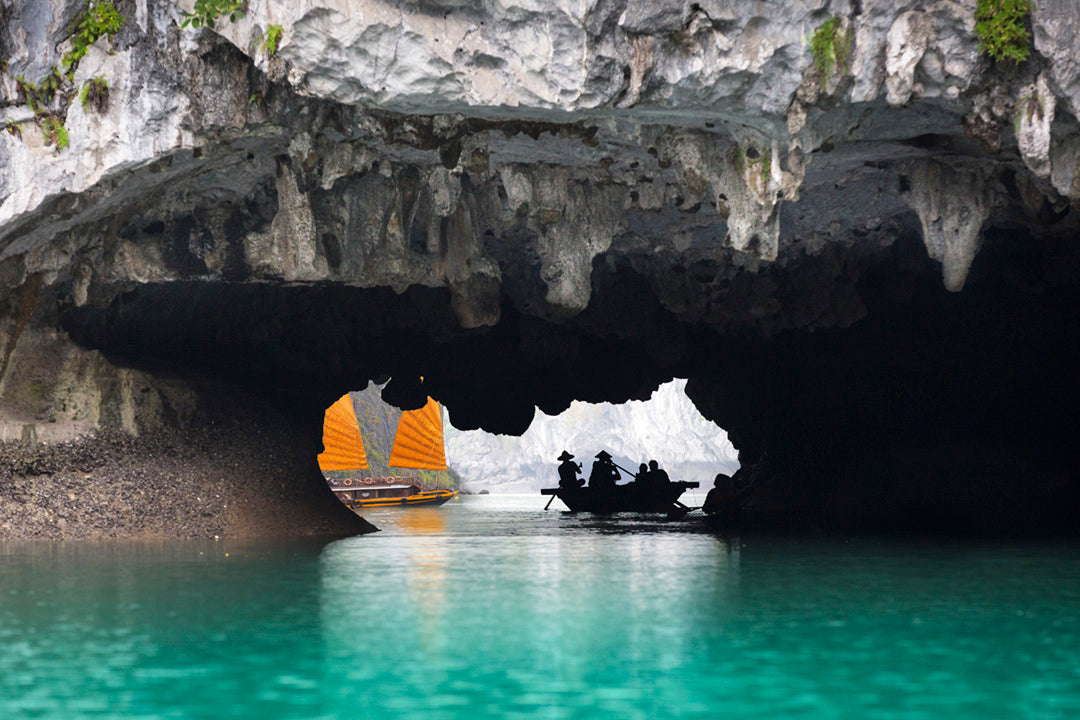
[313,503,1080,719]
[367,506,449,535]
[0,540,332,719]
[4,499,1079,719]
[316,498,743,717]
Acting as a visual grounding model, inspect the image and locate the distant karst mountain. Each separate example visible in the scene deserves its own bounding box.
[445,379,738,493]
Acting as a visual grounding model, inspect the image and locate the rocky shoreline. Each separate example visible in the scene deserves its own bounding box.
[0,412,375,541]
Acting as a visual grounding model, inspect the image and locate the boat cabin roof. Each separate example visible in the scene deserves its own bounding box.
[331,484,417,492]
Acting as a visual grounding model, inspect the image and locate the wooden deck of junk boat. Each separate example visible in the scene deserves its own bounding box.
[329,478,457,508]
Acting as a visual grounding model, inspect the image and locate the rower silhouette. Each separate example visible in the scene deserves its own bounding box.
[557,451,584,488]
[642,459,670,489]
[589,450,620,491]
[703,472,736,516]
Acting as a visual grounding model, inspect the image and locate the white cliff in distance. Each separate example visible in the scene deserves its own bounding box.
[445,379,739,493]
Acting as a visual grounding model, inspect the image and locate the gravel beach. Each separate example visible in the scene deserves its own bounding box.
[0,408,375,540]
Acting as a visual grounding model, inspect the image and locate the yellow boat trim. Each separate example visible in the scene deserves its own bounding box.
[348,490,458,508]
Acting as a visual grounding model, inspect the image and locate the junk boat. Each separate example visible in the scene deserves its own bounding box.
[329,479,457,508]
[318,393,458,510]
[541,480,699,513]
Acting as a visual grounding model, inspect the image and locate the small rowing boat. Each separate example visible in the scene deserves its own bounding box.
[541,481,698,513]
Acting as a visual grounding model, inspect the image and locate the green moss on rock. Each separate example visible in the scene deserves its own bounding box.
[810,16,852,79]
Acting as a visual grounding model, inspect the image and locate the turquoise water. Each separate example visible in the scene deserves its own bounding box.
[2,494,1079,719]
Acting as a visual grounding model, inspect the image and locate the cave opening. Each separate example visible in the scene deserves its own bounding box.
[312,378,740,508]
[50,223,1080,537]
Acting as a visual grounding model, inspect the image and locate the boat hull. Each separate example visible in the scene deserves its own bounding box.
[541,482,698,513]
[347,489,459,509]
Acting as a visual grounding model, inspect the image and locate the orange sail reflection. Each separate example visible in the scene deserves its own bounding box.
[392,507,447,535]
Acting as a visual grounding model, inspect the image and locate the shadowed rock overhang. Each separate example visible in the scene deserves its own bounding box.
[1,0,1079,536]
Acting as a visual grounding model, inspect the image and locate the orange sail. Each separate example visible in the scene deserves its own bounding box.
[388,397,447,470]
[317,394,369,471]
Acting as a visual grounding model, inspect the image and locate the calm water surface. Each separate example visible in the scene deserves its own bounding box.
[2,494,1079,719]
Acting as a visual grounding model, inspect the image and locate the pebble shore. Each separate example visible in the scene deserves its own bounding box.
[0,417,374,540]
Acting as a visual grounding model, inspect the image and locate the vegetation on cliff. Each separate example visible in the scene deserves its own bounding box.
[40,116,69,149]
[809,16,852,80]
[6,1,124,153]
[79,77,110,113]
[975,0,1031,63]
[62,0,124,79]
[263,24,283,57]
[181,0,247,29]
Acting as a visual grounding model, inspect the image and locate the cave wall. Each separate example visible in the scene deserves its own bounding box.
[0,313,375,538]
[1,0,1080,536]
[52,224,1080,536]
[0,379,376,539]
[687,232,1080,534]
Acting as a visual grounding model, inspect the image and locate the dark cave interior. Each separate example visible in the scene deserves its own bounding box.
[58,222,1080,536]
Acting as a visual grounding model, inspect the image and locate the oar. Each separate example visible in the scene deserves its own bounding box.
[544,493,557,511]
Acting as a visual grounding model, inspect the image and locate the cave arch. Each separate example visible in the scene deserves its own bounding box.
[2,0,1080,540]
[42,224,1080,536]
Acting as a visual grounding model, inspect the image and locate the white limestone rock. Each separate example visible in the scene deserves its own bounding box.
[1016,74,1056,179]
[1031,0,1080,120]
[2,0,1080,328]
[885,11,933,106]
[902,159,994,293]
[445,378,739,492]
[1050,133,1080,199]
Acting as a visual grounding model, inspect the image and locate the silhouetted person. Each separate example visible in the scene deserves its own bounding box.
[558,451,584,488]
[634,463,648,483]
[703,473,736,516]
[647,459,670,486]
[589,450,620,491]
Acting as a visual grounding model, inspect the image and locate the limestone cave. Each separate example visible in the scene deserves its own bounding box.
[2,0,1079,537]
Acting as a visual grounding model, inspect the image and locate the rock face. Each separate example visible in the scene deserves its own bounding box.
[1,0,1078,536]
[0,386,374,539]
